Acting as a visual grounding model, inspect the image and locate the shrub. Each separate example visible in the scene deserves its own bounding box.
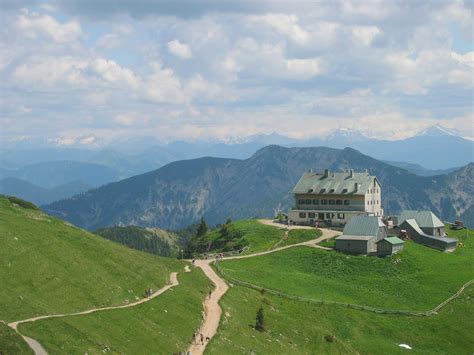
[6,196,39,210]
[324,334,336,343]
[255,306,266,332]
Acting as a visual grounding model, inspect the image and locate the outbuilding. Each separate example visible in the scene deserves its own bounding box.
[377,237,404,256]
[335,215,387,254]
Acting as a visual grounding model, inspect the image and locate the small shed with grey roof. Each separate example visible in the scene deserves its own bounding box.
[335,216,388,254]
[398,217,457,252]
[377,237,404,256]
[398,210,446,237]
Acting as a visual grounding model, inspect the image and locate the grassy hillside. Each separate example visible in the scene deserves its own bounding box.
[0,323,33,355]
[207,279,474,354]
[20,268,211,354]
[186,219,321,256]
[0,196,182,322]
[94,225,184,257]
[216,228,474,310]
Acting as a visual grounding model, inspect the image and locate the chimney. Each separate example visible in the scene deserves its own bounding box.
[324,169,330,177]
[308,169,313,173]
[354,182,361,192]
[349,169,354,178]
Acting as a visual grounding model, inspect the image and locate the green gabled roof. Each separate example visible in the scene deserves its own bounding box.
[383,237,404,245]
[342,216,385,237]
[292,170,379,196]
[398,210,444,228]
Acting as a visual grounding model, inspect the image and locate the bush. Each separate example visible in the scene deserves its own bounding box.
[255,306,266,332]
[6,196,39,210]
[324,334,336,342]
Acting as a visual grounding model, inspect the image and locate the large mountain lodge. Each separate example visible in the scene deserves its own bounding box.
[288,169,383,226]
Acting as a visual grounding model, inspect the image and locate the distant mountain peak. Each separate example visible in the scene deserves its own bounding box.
[417,125,465,139]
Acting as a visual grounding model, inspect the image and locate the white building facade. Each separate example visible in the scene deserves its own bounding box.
[288,169,383,226]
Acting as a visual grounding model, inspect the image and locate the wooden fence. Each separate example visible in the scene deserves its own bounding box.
[214,262,473,317]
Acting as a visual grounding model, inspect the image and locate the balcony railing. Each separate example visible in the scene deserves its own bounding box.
[291,206,366,212]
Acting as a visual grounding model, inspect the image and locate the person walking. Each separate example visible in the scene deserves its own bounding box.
[200,333,204,345]
[192,333,196,345]
[208,290,212,299]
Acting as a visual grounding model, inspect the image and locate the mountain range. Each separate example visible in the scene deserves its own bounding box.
[43,145,474,231]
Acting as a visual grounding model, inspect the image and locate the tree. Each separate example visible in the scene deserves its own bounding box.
[196,217,208,239]
[255,306,266,332]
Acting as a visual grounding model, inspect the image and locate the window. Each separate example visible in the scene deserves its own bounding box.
[299,212,306,218]
[342,188,348,193]
[305,199,311,205]
[329,188,335,193]
[336,200,342,205]
[298,199,304,204]
[338,213,345,219]
[344,200,350,205]
[376,200,379,204]
[308,212,315,218]
[312,199,319,205]
[320,188,326,193]
[321,199,328,205]
[329,199,335,205]
[326,213,332,219]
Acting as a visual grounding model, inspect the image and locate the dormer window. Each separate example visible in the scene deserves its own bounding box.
[308,189,313,193]
[320,188,326,193]
[329,189,335,193]
[342,188,348,193]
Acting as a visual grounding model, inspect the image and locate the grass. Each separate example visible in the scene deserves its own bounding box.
[0,196,183,322]
[319,236,337,248]
[196,219,286,255]
[198,220,322,255]
[20,268,211,354]
[207,281,474,354]
[278,229,322,248]
[216,227,474,310]
[0,322,33,355]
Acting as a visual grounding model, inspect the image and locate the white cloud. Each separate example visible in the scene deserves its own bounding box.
[167,39,193,59]
[350,25,380,46]
[226,38,324,80]
[16,10,81,43]
[11,56,89,87]
[143,62,185,103]
[258,14,310,44]
[90,58,140,89]
[284,58,323,80]
[114,113,139,126]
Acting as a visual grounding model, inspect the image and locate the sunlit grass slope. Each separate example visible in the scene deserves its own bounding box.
[20,268,211,354]
[207,281,474,354]
[0,196,182,322]
[217,227,474,310]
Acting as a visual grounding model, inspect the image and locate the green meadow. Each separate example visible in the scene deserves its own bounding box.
[20,268,211,354]
[216,227,474,310]
[0,196,182,322]
[0,322,33,355]
[207,280,474,354]
[193,219,321,255]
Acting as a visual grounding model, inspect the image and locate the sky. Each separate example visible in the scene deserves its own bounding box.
[0,0,473,147]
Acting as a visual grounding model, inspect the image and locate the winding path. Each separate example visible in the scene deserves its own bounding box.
[187,226,340,354]
[8,271,180,355]
[187,261,229,355]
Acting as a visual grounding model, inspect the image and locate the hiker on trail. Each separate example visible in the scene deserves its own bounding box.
[200,333,204,345]
[192,259,195,265]
[192,333,196,344]
[208,290,212,299]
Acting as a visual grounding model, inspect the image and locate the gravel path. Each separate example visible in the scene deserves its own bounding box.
[187,227,340,354]
[8,271,180,355]
[187,260,229,355]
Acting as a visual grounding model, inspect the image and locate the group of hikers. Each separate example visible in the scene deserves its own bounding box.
[192,332,210,345]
